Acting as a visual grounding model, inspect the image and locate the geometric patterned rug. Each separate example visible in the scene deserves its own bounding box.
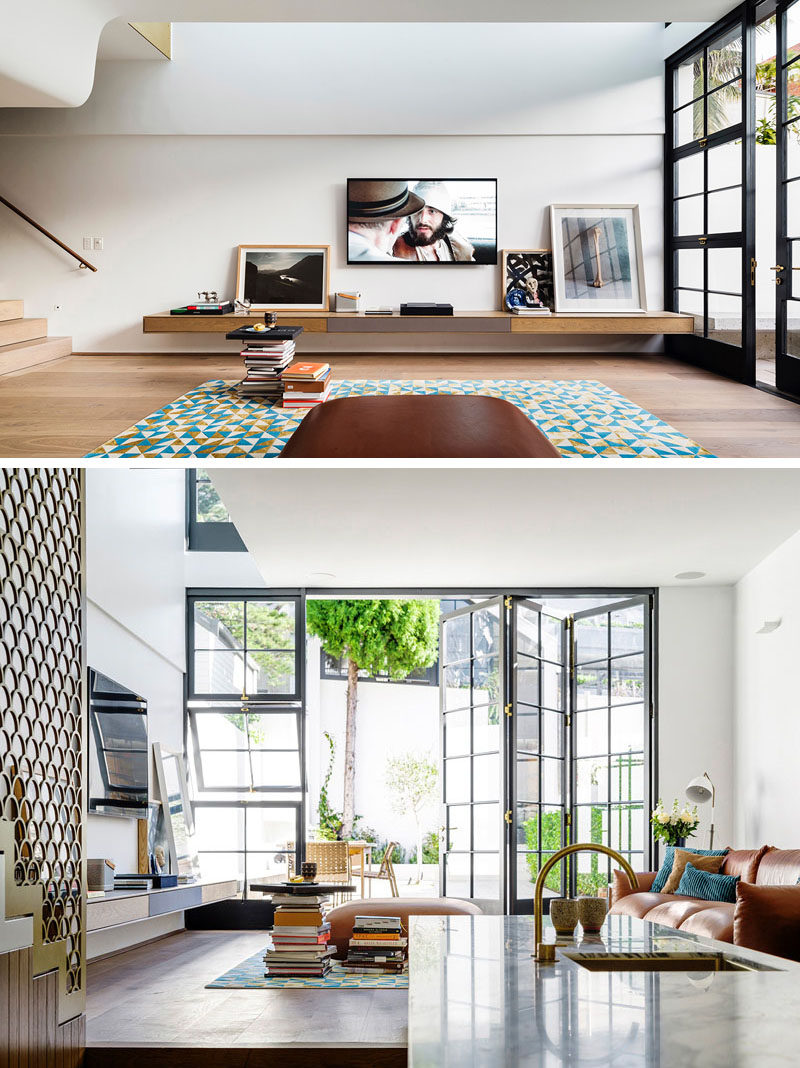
[205,950,409,989]
[86,378,715,459]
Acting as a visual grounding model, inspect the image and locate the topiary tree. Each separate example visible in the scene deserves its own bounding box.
[306,599,439,838]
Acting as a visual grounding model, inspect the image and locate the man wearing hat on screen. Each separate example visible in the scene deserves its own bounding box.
[392,181,475,262]
[347,180,425,261]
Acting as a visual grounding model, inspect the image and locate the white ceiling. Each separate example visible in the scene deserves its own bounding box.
[113,2,732,23]
[210,466,800,590]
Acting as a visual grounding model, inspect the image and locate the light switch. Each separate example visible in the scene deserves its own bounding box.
[93,237,104,251]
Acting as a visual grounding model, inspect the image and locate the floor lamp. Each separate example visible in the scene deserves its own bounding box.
[685,772,716,848]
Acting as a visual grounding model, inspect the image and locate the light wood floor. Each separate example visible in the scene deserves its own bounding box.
[85,929,406,1066]
[2,351,800,457]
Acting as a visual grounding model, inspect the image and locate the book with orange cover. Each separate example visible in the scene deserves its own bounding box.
[282,362,330,381]
[273,910,326,926]
[351,931,402,940]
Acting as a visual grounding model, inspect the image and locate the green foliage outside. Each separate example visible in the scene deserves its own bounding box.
[196,472,230,522]
[386,751,439,882]
[522,808,606,897]
[197,599,295,693]
[317,731,344,839]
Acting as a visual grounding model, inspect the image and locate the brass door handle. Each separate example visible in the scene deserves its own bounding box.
[771,265,785,271]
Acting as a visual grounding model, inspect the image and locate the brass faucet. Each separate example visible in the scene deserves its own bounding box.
[533,842,639,962]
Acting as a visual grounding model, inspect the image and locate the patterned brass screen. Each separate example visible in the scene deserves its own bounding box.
[0,467,85,1021]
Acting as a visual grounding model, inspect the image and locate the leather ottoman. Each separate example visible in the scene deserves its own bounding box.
[279,394,561,458]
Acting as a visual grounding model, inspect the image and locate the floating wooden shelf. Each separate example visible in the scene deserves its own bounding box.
[87,878,238,932]
[143,310,695,336]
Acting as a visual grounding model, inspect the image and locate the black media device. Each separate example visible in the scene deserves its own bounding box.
[400,303,454,316]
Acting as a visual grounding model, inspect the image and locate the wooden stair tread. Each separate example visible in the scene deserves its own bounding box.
[0,299,24,322]
[0,334,70,352]
[0,335,72,376]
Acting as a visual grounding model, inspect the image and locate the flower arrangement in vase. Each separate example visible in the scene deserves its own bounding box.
[650,798,699,847]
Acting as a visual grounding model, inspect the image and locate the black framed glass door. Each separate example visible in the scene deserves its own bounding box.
[666,4,757,383]
[439,597,506,914]
[776,0,800,397]
[570,597,652,896]
[509,599,568,915]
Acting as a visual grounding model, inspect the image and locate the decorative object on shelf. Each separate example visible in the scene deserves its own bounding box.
[264,311,278,328]
[301,862,318,882]
[235,244,330,311]
[88,858,116,891]
[152,742,201,881]
[685,772,717,848]
[650,797,699,847]
[550,204,647,314]
[143,801,170,877]
[549,898,579,936]
[234,297,252,313]
[335,291,362,313]
[501,249,554,313]
[198,290,219,303]
[577,896,608,933]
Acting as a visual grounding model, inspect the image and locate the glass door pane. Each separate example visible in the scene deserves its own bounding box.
[511,599,567,915]
[440,597,506,914]
[570,597,651,897]
[776,0,800,397]
[666,6,756,382]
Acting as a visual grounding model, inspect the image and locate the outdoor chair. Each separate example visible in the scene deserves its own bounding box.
[363,841,400,897]
[289,840,353,905]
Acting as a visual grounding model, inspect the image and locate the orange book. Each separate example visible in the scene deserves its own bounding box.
[273,910,325,926]
[351,931,401,940]
[282,362,330,380]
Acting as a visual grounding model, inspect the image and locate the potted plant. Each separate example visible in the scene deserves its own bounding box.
[651,798,699,848]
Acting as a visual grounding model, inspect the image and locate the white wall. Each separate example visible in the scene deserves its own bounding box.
[0,22,669,353]
[657,586,734,854]
[733,529,800,849]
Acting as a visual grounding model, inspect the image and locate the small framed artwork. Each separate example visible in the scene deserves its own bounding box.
[550,205,647,314]
[501,250,554,311]
[235,244,330,311]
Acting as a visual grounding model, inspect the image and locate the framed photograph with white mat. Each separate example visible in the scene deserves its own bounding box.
[550,205,646,314]
[235,244,330,311]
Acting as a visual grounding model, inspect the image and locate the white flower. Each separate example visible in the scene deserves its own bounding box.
[680,809,693,822]
[657,813,670,824]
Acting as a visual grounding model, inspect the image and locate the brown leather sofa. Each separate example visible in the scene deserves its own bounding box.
[326,897,483,959]
[609,847,800,948]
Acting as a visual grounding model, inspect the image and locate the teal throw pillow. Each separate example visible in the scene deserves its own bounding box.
[676,862,740,903]
[651,845,729,894]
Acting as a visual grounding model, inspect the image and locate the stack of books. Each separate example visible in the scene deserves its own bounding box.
[282,361,332,409]
[238,331,299,401]
[342,914,407,975]
[264,889,335,979]
[170,300,234,315]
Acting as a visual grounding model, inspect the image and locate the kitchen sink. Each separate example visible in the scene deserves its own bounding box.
[562,951,776,973]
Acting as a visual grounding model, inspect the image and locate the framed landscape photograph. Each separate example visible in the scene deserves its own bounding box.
[501,249,554,311]
[550,205,646,314]
[235,244,330,311]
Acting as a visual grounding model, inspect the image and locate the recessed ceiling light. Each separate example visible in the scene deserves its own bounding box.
[674,571,706,580]
[309,571,336,581]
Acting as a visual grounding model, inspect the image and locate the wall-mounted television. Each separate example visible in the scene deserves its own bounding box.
[347,178,497,265]
[88,668,149,819]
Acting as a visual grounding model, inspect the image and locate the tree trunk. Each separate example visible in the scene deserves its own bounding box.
[415,816,424,884]
[342,657,359,838]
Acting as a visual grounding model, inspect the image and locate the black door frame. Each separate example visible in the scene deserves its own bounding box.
[776,0,800,396]
[665,3,757,384]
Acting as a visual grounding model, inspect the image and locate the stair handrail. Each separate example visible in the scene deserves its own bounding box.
[0,193,98,271]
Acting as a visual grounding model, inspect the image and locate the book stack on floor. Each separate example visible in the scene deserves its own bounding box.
[238,330,300,401]
[264,889,335,978]
[282,361,332,409]
[343,914,407,975]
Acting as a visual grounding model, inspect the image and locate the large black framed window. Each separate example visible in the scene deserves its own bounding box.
[186,470,246,552]
[187,590,306,896]
[665,4,756,383]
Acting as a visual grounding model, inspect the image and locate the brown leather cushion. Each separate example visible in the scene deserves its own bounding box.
[662,848,724,894]
[643,896,727,930]
[722,846,770,883]
[755,848,800,886]
[734,882,800,961]
[609,870,657,908]
[279,394,561,458]
[326,896,483,958]
[679,904,734,943]
[609,892,673,920]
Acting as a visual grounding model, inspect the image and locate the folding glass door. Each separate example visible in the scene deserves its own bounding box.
[776,0,800,397]
[439,597,506,914]
[665,5,756,382]
[440,594,653,916]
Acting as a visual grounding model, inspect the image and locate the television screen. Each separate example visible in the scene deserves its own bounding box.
[88,668,149,819]
[347,178,497,265]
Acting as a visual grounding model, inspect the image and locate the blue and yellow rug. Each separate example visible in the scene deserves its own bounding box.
[86,379,714,459]
[206,951,408,989]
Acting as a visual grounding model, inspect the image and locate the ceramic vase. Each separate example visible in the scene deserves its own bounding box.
[549,898,579,936]
[578,896,608,933]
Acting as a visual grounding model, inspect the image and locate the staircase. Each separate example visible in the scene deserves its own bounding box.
[0,299,72,375]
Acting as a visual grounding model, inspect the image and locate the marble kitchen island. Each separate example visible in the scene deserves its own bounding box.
[408,913,798,1067]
